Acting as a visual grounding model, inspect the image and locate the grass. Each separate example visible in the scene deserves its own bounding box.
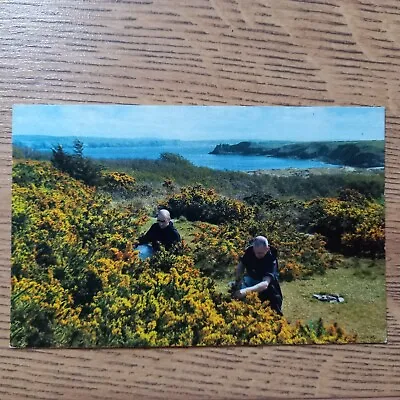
[281,258,386,343]
[214,258,386,344]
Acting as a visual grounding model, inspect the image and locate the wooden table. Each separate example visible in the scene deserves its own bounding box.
[1,1,399,399]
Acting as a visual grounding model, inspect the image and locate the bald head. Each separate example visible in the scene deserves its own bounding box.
[253,236,269,248]
[252,236,270,259]
[157,209,171,229]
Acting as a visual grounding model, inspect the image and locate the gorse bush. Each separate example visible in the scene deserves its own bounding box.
[11,160,357,347]
[12,161,147,310]
[241,217,344,280]
[100,171,136,196]
[191,218,342,281]
[192,223,248,279]
[243,189,384,261]
[12,249,356,347]
[11,275,93,347]
[304,191,384,257]
[162,184,255,224]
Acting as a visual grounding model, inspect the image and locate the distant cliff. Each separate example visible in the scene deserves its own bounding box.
[210,141,256,155]
[210,140,384,168]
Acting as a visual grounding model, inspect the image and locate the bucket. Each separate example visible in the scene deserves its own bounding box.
[136,244,154,260]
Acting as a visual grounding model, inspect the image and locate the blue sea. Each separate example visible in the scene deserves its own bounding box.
[14,137,340,172]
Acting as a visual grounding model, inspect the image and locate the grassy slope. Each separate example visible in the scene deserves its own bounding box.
[215,258,386,343]
[282,258,386,343]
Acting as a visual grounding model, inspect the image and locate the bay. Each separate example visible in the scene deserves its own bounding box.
[80,142,340,171]
[15,138,340,172]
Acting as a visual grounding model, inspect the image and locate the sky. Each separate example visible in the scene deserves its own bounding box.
[12,105,385,142]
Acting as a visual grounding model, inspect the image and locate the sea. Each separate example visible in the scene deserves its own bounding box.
[14,137,340,172]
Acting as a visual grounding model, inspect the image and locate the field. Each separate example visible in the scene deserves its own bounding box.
[282,258,386,343]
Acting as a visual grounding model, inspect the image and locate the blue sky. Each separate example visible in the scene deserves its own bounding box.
[12,105,384,141]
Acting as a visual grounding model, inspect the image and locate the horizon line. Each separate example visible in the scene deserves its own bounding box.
[13,134,384,143]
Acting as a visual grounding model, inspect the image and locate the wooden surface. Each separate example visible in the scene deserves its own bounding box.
[1,1,399,399]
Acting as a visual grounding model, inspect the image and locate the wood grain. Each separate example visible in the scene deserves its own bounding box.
[1,0,399,398]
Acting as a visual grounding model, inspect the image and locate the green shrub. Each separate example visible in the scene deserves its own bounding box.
[162,184,255,224]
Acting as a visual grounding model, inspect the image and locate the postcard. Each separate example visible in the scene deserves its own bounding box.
[11,105,386,348]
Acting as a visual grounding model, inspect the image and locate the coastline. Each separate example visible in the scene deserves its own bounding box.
[246,166,384,178]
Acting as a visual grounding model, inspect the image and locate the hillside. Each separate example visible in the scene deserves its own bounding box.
[210,140,385,168]
[12,160,370,347]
